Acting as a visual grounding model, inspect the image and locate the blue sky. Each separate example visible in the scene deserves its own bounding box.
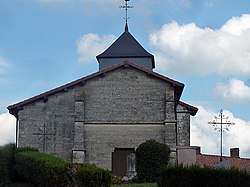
[1,0,250,157]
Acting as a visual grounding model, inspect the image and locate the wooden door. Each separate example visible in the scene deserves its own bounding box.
[112,148,134,176]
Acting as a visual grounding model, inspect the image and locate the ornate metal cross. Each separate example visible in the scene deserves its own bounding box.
[33,123,56,153]
[208,109,235,161]
[120,0,133,24]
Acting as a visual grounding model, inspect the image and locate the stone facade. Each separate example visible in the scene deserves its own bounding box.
[8,22,199,174]
[9,61,198,173]
[18,89,76,160]
[176,104,191,146]
[15,66,181,169]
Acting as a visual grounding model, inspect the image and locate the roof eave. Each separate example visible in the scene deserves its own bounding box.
[178,101,199,116]
[8,60,184,117]
[96,55,155,69]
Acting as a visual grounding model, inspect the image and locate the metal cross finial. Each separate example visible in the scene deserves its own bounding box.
[120,0,133,25]
[208,109,235,162]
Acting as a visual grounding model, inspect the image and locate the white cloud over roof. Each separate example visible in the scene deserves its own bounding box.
[149,14,250,77]
[191,106,250,157]
[214,79,250,103]
[77,33,116,65]
[0,113,15,146]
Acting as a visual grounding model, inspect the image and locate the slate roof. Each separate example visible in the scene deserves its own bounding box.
[197,153,250,171]
[96,23,155,68]
[8,61,185,117]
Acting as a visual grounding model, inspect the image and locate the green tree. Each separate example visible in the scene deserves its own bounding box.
[135,140,171,183]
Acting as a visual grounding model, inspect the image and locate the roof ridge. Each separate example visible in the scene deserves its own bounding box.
[198,153,250,160]
[8,61,184,117]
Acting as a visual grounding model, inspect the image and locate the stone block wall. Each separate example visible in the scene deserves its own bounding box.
[84,67,173,123]
[18,89,76,160]
[176,104,191,146]
[17,66,184,166]
[84,124,166,169]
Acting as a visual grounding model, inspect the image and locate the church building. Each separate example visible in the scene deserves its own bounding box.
[8,21,198,176]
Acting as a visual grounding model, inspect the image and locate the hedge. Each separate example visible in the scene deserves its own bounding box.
[0,144,112,186]
[0,143,19,183]
[0,161,7,184]
[75,163,112,187]
[15,151,71,186]
[158,164,250,187]
[0,146,6,184]
[15,151,112,186]
[135,140,171,183]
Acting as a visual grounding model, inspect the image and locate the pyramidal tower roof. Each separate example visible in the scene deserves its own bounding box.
[96,23,155,70]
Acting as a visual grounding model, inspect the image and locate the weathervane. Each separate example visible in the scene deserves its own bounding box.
[208,109,235,162]
[120,0,133,24]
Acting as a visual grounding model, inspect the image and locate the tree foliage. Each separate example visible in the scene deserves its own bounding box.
[135,140,171,183]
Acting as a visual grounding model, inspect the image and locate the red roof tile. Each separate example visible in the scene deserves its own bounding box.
[197,154,250,170]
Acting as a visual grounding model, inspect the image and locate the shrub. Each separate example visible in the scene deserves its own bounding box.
[16,147,39,153]
[76,163,112,187]
[135,140,171,183]
[0,146,7,184]
[15,151,71,186]
[0,161,7,184]
[112,175,123,185]
[0,143,22,182]
[158,164,250,187]
[15,151,112,187]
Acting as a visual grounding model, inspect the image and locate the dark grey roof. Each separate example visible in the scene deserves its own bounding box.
[96,24,155,68]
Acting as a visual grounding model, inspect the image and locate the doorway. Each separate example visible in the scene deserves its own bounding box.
[112,148,135,176]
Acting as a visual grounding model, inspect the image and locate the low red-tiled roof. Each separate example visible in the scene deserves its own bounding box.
[197,154,250,170]
[8,61,185,117]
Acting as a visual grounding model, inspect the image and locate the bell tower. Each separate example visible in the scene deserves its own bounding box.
[96,0,155,71]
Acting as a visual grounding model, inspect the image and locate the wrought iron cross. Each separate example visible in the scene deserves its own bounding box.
[208,109,235,162]
[33,123,56,153]
[120,0,133,24]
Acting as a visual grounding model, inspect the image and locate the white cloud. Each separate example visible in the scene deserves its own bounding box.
[0,113,16,146]
[77,33,116,65]
[191,106,250,158]
[221,14,250,36]
[214,78,250,103]
[149,14,250,77]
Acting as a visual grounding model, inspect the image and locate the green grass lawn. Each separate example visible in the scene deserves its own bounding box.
[112,183,157,187]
